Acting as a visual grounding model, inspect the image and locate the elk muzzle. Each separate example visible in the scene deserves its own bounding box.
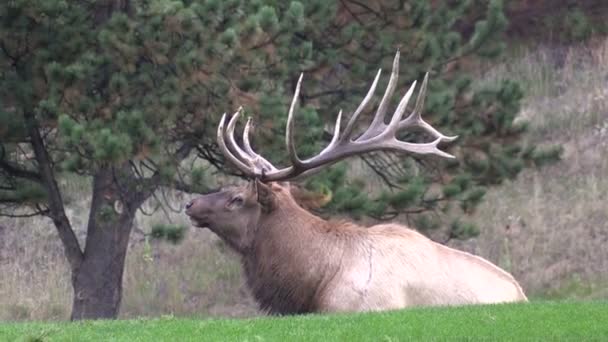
[185,197,211,228]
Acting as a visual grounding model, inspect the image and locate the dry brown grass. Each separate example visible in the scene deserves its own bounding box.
[1,39,608,321]
[120,208,258,319]
[456,38,608,299]
[0,215,72,321]
[0,181,258,321]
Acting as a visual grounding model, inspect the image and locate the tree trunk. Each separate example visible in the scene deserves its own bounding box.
[70,168,143,320]
[70,213,135,319]
[69,1,140,319]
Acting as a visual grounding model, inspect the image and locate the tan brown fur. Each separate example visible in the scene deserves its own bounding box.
[185,182,527,315]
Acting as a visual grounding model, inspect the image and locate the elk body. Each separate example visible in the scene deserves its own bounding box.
[186,52,527,315]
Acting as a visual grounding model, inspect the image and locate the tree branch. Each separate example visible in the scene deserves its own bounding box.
[170,179,199,194]
[360,155,403,189]
[0,39,17,64]
[0,207,50,218]
[129,142,199,202]
[22,110,83,271]
[340,0,365,26]
[344,0,385,21]
[0,152,42,183]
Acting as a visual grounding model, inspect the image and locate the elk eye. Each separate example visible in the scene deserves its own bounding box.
[227,196,244,208]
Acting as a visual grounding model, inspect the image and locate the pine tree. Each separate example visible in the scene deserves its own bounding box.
[204,0,561,239]
[0,0,558,319]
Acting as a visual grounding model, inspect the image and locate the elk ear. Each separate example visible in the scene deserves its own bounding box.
[254,179,276,212]
[290,184,332,211]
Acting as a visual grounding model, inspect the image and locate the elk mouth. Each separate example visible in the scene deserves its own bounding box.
[185,205,208,227]
[186,214,209,228]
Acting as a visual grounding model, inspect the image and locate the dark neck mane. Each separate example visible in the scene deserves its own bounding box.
[242,185,353,314]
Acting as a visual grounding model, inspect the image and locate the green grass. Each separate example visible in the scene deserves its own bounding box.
[1,302,606,341]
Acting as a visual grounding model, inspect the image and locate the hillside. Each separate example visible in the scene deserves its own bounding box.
[463,38,608,299]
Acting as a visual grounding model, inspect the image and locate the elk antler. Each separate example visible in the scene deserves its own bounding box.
[217,51,458,182]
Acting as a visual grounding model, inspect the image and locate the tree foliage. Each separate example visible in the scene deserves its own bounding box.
[0,0,560,318]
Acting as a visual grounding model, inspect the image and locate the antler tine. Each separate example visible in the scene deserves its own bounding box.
[243,117,279,172]
[339,68,382,143]
[319,109,342,155]
[384,136,455,159]
[216,113,256,177]
[359,51,401,141]
[399,73,458,142]
[410,72,428,122]
[225,107,257,166]
[286,73,305,168]
[242,117,256,156]
[386,80,417,133]
[370,74,456,158]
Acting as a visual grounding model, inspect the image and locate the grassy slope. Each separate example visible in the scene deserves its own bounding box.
[2,302,607,341]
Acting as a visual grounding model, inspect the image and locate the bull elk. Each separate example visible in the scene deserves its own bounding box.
[185,52,527,315]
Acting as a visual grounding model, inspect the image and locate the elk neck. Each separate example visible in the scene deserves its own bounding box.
[254,183,352,251]
[241,184,357,314]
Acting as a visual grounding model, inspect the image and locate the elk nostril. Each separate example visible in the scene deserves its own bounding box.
[185,200,194,210]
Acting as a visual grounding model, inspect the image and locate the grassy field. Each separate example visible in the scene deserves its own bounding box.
[2,302,607,341]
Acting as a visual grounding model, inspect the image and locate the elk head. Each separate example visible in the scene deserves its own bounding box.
[186,51,457,252]
[185,181,282,253]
